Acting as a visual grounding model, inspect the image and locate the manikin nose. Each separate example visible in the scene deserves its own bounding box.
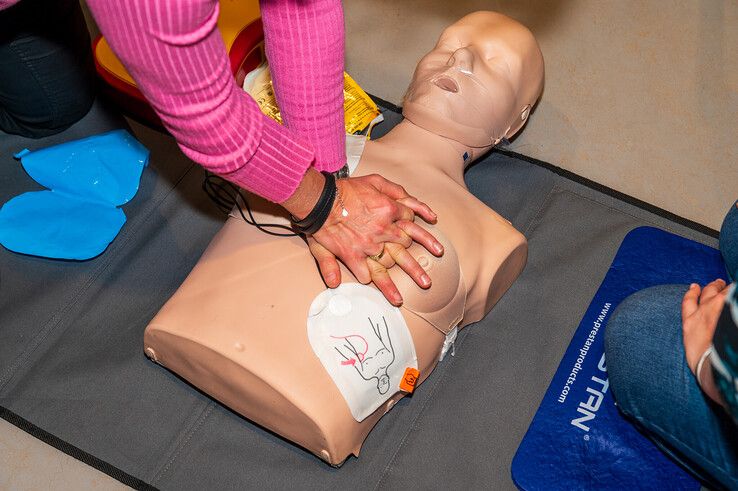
[433,48,474,93]
[447,47,474,73]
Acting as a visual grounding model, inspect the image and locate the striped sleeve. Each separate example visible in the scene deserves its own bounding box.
[86,0,344,203]
[261,0,346,172]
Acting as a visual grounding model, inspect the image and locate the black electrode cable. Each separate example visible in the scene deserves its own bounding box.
[202,172,299,237]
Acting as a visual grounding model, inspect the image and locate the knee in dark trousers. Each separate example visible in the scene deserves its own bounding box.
[0,0,96,138]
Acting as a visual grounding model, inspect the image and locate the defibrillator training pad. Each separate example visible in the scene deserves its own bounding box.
[0,130,148,260]
[307,283,418,422]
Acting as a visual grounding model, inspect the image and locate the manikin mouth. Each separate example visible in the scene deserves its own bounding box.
[432,75,459,93]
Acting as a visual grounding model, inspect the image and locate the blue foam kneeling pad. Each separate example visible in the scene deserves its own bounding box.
[512,226,728,490]
[0,130,148,260]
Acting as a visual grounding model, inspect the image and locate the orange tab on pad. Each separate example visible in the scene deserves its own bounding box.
[400,367,420,393]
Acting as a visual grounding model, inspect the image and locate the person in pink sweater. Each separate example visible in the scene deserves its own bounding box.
[0,0,443,304]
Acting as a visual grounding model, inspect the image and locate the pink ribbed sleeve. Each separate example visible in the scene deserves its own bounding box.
[85,0,346,203]
[261,0,345,172]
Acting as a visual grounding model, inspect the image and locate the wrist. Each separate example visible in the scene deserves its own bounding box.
[695,346,713,386]
[695,346,727,406]
[334,178,349,218]
[282,167,325,220]
[286,170,338,235]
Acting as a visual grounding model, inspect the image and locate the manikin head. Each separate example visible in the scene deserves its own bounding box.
[402,11,544,151]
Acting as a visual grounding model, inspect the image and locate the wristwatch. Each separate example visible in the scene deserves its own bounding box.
[333,163,350,179]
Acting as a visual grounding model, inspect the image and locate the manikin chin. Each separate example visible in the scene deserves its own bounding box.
[144,11,544,466]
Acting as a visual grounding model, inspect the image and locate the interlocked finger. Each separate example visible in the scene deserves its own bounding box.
[307,237,341,288]
[374,246,397,269]
[342,249,372,284]
[367,243,386,262]
[394,201,416,223]
[370,224,413,248]
[367,254,402,306]
[386,242,432,289]
[397,196,437,224]
[396,220,444,256]
[385,225,413,249]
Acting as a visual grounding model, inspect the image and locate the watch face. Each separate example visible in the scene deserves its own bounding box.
[334,164,350,179]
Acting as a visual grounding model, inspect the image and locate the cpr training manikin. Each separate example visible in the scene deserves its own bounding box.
[143,11,544,466]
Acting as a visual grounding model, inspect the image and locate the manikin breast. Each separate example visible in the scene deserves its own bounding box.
[390,224,467,335]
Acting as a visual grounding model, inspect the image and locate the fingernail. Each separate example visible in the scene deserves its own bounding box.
[421,273,431,287]
[434,243,444,255]
[326,273,336,284]
[690,283,698,289]
[394,295,403,306]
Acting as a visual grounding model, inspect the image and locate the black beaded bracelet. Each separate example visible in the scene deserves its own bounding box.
[290,171,337,235]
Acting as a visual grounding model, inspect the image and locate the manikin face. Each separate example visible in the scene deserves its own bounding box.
[403,11,544,148]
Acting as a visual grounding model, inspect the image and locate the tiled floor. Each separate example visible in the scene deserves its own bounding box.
[2,0,735,488]
[0,419,127,490]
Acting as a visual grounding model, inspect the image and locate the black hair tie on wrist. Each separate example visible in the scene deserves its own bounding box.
[290,171,337,235]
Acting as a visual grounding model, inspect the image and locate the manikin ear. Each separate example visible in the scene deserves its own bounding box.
[520,104,532,121]
[504,104,534,140]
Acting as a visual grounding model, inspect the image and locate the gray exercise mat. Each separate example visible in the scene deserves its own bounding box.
[0,100,717,490]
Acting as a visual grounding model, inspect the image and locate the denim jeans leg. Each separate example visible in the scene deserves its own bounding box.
[0,0,96,138]
[720,201,738,282]
[605,285,738,490]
